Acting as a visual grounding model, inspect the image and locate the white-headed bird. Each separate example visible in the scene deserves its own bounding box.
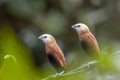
[38,34,67,72]
[71,23,100,60]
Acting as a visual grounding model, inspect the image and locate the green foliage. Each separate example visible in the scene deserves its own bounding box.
[0,23,40,80]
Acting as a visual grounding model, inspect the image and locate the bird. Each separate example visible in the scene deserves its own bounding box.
[71,23,100,60]
[71,23,103,77]
[38,34,67,72]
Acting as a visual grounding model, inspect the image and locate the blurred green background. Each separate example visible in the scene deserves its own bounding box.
[0,0,120,80]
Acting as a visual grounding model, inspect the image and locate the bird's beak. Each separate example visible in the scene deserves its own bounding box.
[71,25,76,29]
[38,35,42,40]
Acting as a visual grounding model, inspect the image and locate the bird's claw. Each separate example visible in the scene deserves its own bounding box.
[50,71,65,78]
[86,60,98,70]
[58,71,65,76]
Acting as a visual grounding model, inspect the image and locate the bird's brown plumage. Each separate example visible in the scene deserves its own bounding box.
[72,23,100,59]
[38,34,67,72]
[79,32,100,59]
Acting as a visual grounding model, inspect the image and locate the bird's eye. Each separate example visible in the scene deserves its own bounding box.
[77,25,80,27]
[44,36,47,38]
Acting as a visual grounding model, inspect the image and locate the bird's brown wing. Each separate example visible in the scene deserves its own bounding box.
[47,52,64,72]
[80,33,100,59]
[52,45,67,68]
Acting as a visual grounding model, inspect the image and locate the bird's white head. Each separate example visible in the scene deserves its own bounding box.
[71,23,90,33]
[38,34,53,43]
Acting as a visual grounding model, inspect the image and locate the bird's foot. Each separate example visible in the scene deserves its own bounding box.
[87,60,98,70]
[51,71,65,78]
[58,71,65,76]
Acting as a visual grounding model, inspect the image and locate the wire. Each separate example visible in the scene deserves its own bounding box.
[41,60,102,80]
